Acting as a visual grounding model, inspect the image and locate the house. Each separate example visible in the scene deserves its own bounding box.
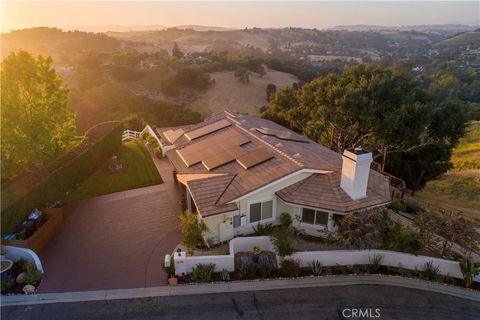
[156,111,397,243]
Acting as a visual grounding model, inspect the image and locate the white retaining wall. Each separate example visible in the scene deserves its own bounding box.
[183,236,480,281]
[2,245,44,273]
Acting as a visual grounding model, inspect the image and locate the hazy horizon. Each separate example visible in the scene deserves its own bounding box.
[2,1,479,33]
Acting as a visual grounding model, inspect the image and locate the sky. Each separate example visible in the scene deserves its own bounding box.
[1,1,479,33]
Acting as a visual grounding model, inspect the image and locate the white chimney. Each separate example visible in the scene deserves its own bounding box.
[340,148,373,200]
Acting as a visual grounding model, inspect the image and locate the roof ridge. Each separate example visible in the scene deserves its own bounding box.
[227,116,304,167]
[328,172,348,212]
[214,174,237,206]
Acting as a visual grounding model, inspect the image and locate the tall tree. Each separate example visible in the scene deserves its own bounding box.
[1,51,75,178]
[262,64,466,193]
[172,42,184,59]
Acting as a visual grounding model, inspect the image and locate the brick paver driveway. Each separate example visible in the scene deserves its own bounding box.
[38,158,182,293]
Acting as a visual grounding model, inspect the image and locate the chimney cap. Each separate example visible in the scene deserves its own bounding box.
[348,147,369,155]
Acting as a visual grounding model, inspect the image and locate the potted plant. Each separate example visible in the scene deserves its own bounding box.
[252,246,262,263]
[168,274,178,286]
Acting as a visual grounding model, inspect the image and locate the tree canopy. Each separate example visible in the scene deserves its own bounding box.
[261,64,467,193]
[1,51,76,178]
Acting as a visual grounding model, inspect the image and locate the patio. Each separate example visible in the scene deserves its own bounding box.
[38,158,182,293]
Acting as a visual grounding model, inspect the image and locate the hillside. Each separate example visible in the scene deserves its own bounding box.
[415,122,480,219]
[189,67,298,116]
[433,31,480,48]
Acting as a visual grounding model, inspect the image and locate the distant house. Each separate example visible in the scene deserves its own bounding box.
[156,112,400,243]
[180,54,209,65]
[53,65,73,74]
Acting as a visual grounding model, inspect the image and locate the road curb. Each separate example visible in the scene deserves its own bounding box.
[2,274,479,307]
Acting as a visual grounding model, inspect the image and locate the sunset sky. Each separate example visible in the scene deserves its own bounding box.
[2,1,479,32]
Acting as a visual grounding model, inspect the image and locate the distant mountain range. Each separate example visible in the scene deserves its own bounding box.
[60,24,235,33]
[331,24,477,32]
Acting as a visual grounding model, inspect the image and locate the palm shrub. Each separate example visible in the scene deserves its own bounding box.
[190,263,216,282]
[368,254,384,273]
[309,260,323,276]
[422,261,440,281]
[179,210,207,253]
[459,258,480,288]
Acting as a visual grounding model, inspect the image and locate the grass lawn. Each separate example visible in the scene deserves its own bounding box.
[415,122,480,219]
[65,140,162,202]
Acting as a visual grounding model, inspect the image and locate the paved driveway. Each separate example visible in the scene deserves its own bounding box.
[38,158,182,293]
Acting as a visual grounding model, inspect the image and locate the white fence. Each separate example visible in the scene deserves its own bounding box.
[122,129,141,141]
[182,236,480,281]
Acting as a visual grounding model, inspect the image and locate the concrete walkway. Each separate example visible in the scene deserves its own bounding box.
[3,275,479,307]
[38,157,183,293]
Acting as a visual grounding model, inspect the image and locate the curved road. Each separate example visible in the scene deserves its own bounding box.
[2,285,479,320]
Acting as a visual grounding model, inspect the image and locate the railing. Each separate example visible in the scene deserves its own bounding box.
[371,162,406,199]
[122,129,141,141]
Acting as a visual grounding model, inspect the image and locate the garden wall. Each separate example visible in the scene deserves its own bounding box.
[1,122,124,233]
[184,236,480,281]
[2,245,44,273]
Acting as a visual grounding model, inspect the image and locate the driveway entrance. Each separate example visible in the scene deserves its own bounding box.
[38,158,182,293]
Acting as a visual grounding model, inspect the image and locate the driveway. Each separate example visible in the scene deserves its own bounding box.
[38,158,182,293]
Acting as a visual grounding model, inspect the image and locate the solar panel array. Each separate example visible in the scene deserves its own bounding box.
[184,119,231,141]
[236,148,274,169]
[177,128,275,171]
[256,127,309,143]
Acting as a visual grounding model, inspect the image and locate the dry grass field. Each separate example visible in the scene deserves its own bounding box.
[189,67,298,116]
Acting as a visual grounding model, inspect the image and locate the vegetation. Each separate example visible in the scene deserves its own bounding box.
[252,223,274,235]
[190,263,215,282]
[271,213,294,258]
[220,269,230,281]
[1,51,76,178]
[280,259,301,277]
[65,140,162,202]
[368,254,384,273]
[262,64,467,194]
[309,260,323,276]
[459,258,480,288]
[1,122,124,233]
[382,223,422,255]
[422,261,440,281]
[179,210,208,253]
[23,262,43,286]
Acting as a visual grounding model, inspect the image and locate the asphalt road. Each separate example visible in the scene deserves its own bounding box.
[2,285,479,320]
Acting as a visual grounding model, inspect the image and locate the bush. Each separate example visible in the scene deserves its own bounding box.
[259,262,272,278]
[1,279,15,292]
[389,201,407,212]
[271,229,294,258]
[309,260,323,276]
[253,223,273,235]
[162,256,175,275]
[382,223,423,254]
[1,122,124,233]
[368,254,384,273]
[153,146,162,158]
[237,267,248,279]
[279,213,292,229]
[405,200,422,214]
[23,262,42,285]
[280,259,301,277]
[190,263,215,282]
[179,210,207,253]
[422,261,440,281]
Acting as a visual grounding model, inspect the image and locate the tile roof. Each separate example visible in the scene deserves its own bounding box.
[161,111,392,216]
[276,171,391,213]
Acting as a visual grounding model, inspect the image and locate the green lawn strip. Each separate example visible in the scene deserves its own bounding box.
[65,140,162,202]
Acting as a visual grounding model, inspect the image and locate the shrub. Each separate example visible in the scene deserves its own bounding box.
[237,267,248,279]
[259,262,272,278]
[153,146,162,158]
[389,201,407,212]
[280,259,300,277]
[405,200,421,214]
[1,279,15,293]
[271,229,294,258]
[190,263,215,282]
[253,223,274,235]
[23,263,42,285]
[179,210,207,253]
[309,260,323,276]
[279,213,292,229]
[422,261,440,281]
[459,258,480,288]
[368,254,384,273]
[220,269,230,281]
[162,256,175,275]
[382,223,423,254]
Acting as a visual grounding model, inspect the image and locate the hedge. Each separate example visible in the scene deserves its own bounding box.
[1,122,124,233]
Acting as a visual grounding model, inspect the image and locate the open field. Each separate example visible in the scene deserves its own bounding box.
[65,140,162,202]
[189,67,298,116]
[415,122,480,219]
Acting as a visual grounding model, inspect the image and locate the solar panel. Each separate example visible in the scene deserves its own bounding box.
[185,119,231,141]
[256,127,309,143]
[177,130,250,169]
[236,148,274,169]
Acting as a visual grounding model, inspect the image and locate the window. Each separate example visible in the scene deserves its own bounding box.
[249,200,273,223]
[301,208,329,226]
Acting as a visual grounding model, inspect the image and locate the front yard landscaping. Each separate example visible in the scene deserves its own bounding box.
[65,140,162,202]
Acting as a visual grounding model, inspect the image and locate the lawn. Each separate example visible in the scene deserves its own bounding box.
[415,122,480,219]
[65,140,162,202]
